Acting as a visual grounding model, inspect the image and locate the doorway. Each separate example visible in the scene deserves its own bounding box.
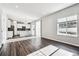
[31,20,41,37]
[35,20,41,37]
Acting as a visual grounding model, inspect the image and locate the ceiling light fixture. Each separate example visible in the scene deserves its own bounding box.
[16,5,19,8]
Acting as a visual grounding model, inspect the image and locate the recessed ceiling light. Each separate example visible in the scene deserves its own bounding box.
[23,17,26,18]
[16,5,19,8]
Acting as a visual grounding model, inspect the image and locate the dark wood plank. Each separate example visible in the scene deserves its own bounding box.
[0,38,79,56]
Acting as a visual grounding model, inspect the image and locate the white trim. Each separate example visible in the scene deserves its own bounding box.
[42,37,79,47]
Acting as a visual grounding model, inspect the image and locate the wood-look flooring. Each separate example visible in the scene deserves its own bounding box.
[0,38,79,56]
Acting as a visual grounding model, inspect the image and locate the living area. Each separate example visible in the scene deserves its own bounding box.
[0,3,79,56]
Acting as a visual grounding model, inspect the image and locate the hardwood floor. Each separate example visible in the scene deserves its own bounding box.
[0,37,79,56]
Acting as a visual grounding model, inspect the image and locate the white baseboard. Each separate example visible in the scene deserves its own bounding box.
[42,37,79,47]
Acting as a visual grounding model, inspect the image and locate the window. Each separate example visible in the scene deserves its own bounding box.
[57,15,77,37]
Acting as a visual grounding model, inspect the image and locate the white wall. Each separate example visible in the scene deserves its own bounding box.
[1,10,7,44]
[0,9,3,48]
[42,4,79,47]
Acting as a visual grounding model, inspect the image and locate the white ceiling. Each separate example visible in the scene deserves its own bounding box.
[0,3,75,22]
